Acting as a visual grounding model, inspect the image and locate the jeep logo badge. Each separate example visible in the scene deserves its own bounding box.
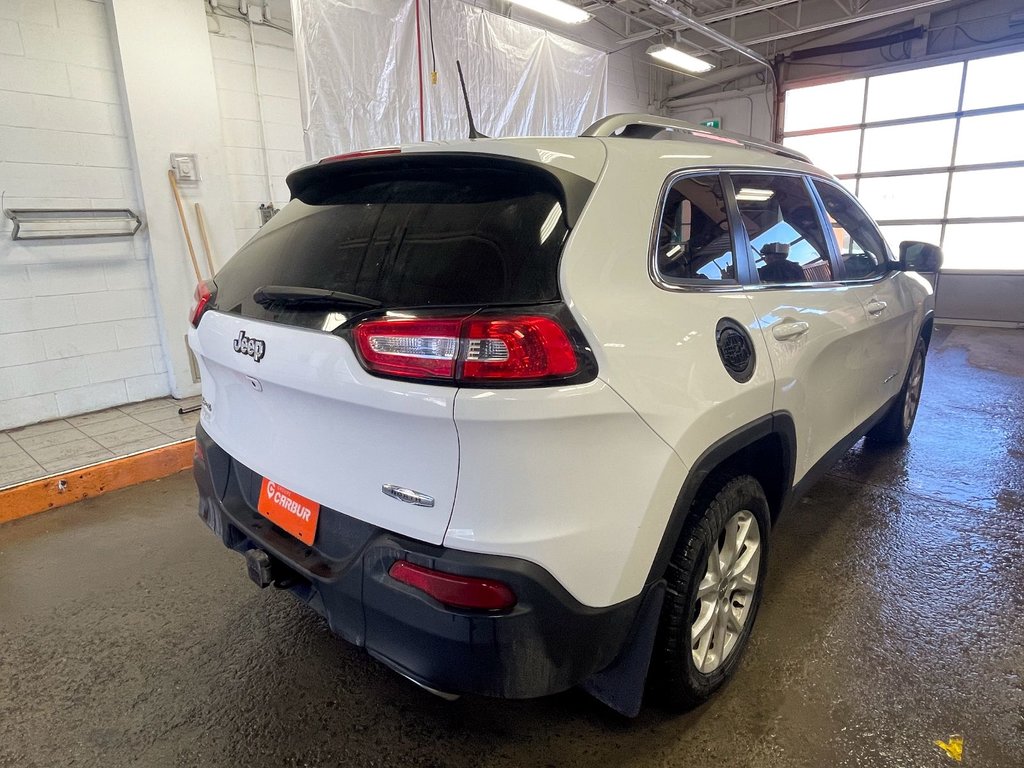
[233,330,266,363]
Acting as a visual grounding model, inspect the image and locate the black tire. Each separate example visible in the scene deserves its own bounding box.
[866,336,927,445]
[650,474,771,709]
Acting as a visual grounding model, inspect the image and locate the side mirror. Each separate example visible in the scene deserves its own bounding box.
[899,241,943,273]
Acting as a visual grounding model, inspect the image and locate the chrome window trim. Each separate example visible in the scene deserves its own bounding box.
[811,177,896,285]
[649,165,861,294]
[648,168,746,294]
[740,279,848,292]
[728,168,841,289]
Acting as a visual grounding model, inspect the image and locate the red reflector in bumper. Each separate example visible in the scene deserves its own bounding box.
[388,560,517,611]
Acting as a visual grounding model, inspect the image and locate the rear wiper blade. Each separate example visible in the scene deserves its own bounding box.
[253,285,382,309]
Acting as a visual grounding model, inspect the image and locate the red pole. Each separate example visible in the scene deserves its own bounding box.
[414,0,426,142]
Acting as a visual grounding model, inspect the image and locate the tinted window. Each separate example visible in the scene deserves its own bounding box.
[813,180,890,279]
[731,174,834,283]
[215,164,572,318]
[655,174,736,283]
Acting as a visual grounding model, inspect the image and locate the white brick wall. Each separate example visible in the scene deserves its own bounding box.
[670,90,773,140]
[0,0,168,430]
[607,50,653,115]
[209,10,304,249]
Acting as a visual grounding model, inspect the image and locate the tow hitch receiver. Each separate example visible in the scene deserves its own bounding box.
[245,548,274,588]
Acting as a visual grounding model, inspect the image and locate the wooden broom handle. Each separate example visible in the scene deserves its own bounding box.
[194,202,216,276]
[167,169,202,283]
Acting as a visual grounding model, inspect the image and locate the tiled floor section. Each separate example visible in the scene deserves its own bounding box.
[0,396,201,488]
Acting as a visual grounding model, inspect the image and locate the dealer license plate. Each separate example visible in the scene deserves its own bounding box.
[257,477,320,545]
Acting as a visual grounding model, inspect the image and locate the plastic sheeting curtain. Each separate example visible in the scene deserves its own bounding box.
[292,0,608,159]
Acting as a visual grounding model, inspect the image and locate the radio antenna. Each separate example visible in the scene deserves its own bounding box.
[456,59,487,139]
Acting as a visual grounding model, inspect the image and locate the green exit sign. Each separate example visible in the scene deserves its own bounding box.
[700,118,721,129]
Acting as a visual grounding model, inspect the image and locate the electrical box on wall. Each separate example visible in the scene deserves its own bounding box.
[170,153,200,185]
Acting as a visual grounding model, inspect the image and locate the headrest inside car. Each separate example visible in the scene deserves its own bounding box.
[761,242,790,257]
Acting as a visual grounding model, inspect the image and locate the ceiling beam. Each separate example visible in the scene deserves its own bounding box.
[735,0,955,46]
[700,0,803,24]
[588,1,722,57]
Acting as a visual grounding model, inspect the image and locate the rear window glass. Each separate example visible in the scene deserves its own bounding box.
[655,173,736,283]
[214,164,572,315]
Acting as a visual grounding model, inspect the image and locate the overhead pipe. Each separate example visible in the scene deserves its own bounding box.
[642,0,771,69]
[665,62,766,101]
[786,25,925,61]
[248,16,276,205]
[664,84,771,111]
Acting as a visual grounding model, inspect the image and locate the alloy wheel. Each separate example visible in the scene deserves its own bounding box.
[690,509,762,674]
[903,349,924,432]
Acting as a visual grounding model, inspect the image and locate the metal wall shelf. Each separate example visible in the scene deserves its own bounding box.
[4,208,143,241]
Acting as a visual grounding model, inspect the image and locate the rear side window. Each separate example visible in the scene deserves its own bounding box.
[655,174,736,283]
[731,174,835,283]
[812,180,891,280]
[214,163,573,316]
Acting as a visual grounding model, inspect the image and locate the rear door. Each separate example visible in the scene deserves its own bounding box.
[189,154,588,545]
[732,172,873,482]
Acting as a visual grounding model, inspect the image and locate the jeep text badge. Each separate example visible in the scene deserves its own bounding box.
[233,330,265,362]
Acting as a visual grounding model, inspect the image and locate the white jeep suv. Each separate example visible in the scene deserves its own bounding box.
[188,114,939,716]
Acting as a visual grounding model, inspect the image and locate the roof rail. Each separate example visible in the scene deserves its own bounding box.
[580,113,811,164]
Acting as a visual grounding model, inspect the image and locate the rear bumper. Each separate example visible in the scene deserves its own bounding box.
[193,425,645,699]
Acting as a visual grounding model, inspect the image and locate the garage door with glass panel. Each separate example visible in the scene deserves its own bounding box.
[782,49,1024,273]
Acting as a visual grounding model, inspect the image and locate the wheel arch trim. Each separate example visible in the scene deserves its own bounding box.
[921,309,936,346]
[645,412,796,585]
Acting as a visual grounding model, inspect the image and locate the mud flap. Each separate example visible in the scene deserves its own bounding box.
[581,580,666,717]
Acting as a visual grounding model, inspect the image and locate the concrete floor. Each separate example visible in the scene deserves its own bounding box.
[1,325,1022,767]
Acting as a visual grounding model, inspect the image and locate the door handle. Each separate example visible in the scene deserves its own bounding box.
[772,321,810,341]
[866,299,888,315]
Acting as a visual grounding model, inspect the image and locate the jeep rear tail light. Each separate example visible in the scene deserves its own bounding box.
[460,316,577,381]
[190,279,217,328]
[389,560,517,611]
[353,314,581,384]
[353,318,462,379]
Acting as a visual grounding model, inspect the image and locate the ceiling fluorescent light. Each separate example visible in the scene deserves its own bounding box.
[507,0,591,25]
[647,44,714,74]
[736,188,775,202]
